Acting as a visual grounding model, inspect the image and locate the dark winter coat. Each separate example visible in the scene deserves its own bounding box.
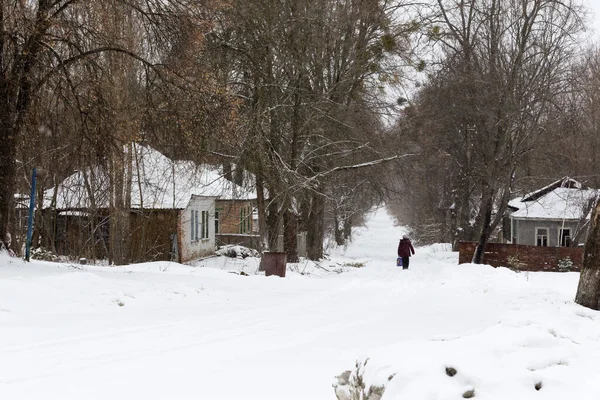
[397,239,415,258]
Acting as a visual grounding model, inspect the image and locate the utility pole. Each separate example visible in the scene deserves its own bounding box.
[25,168,37,261]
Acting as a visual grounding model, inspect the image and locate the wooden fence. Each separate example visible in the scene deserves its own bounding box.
[458,241,583,272]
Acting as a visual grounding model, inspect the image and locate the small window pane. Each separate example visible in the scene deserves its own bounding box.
[191,210,194,242]
[201,211,208,239]
[195,210,199,241]
[536,228,548,247]
[560,229,571,247]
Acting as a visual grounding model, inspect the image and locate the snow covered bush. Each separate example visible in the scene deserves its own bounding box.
[558,257,573,272]
[506,255,526,271]
[215,245,259,259]
[333,359,391,400]
[31,247,59,262]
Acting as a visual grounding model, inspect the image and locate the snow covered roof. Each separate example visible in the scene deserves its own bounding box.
[507,197,523,211]
[521,177,586,202]
[44,144,256,210]
[510,184,599,221]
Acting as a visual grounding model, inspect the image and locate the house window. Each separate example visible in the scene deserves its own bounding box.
[239,206,246,234]
[193,210,199,241]
[247,206,252,232]
[215,211,220,234]
[190,210,201,242]
[190,210,193,239]
[536,228,548,246]
[201,211,209,239]
[238,205,253,234]
[559,228,571,247]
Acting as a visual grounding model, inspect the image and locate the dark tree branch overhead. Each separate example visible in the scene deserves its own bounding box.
[36,46,167,91]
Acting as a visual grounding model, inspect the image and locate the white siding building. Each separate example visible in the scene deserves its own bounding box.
[178,195,218,261]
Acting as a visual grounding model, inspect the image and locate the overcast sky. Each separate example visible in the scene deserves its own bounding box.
[584,0,600,39]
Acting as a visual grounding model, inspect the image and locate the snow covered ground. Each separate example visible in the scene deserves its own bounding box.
[1,207,599,399]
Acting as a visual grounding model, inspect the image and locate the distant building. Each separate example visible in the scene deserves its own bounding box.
[40,143,256,263]
[508,177,599,247]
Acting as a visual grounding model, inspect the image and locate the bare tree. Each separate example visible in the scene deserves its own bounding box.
[419,0,584,262]
[209,0,415,260]
[529,47,600,188]
[0,1,230,255]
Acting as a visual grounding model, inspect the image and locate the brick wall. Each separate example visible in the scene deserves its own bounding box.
[216,200,254,235]
[458,241,583,271]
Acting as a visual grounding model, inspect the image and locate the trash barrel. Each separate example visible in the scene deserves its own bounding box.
[261,252,287,277]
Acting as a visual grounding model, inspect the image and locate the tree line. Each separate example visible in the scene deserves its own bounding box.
[386,0,600,311]
[0,0,416,263]
[388,0,588,253]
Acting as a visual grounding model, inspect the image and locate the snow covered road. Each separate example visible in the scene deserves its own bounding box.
[1,208,599,399]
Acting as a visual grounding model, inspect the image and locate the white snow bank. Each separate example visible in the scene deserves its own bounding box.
[336,259,599,400]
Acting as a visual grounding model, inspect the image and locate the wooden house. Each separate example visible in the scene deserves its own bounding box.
[508,177,599,247]
[41,143,255,263]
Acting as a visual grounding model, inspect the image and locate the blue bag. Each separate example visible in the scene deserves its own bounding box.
[396,257,403,267]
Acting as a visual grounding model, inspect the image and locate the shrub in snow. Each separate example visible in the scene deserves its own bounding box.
[333,359,391,400]
[31,247,59,262]
[215,245,259,259]
[334,370,352,400]
[506,255,527,271]
[558,257,573,272]
[343,261,366,268]
[445,366,457,377]
[462,388,475,398]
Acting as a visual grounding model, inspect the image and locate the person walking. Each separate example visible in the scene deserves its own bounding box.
[397,235,415,269]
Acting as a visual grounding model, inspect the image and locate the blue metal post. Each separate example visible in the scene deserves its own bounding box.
[25,168,37,262]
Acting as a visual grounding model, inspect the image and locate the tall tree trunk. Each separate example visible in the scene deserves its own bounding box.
[0,1,52,253]
[334,208,345,246]
[266,195,280,252]
[256,175,269,251]
[472,168,514,264]
[472,188,494,264]
[452,172,472,251]
[109,146,129,265]
[307,190,325,260]
[575,203,600,310]
[282,78,301,262]
[31,175,46,252]
[343,214,352,241]
[0,119,17,253]
[283,205,298,262]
